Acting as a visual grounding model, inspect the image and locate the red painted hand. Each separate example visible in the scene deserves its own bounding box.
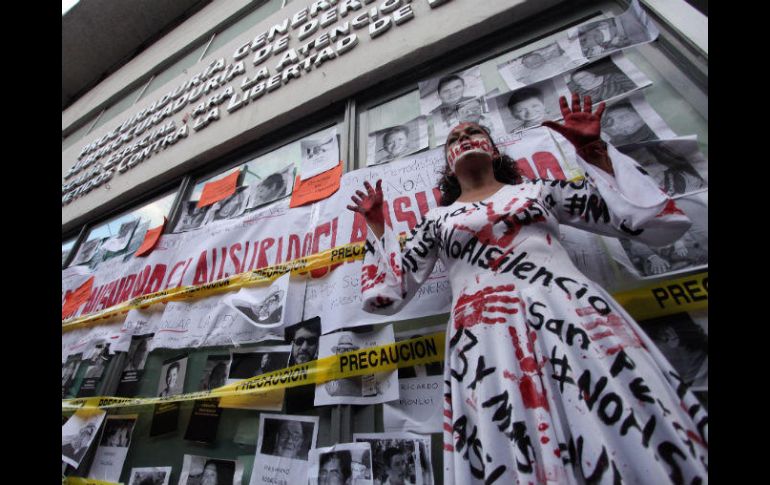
[542,93,605,149]
[346,179,386,238]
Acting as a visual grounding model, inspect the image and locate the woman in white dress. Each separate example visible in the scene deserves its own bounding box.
[347,93,708,484]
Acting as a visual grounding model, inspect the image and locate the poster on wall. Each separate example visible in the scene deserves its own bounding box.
[150,353,188,437]
[419,66,486,141]
[308,443,374,485]
[569,0,659,59]
[115,333,154,397]
[178,455,244,485]
[314,325,398,406]
[300,128,340,180]
[62,409,107,468]
[352,433,425,485]
[562,53,651,105]
[220,345,291,410]
[487,78,570,135]
[62,354,82,398]
[249,413,319,485]
[243,164,296,211]
[383,325,445,435]
[617,136,708,197]
[616,191,707,279]
[127,467,172,485]
[184,354,231,443]
[496,36,588,90]
[88,414,138,482]
[600,93,677,146]
[101,219,140,253]
[77,343,113,397]
[223,272,293,329]
[367,116,429,166]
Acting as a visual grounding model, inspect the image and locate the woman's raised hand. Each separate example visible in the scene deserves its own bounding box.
[542,92,605,149]
[347,179,385,238]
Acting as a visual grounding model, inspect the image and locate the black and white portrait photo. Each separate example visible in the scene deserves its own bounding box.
[640,312,707,390]
[62,355,81,397]
[601,101,658,146]
[618,138,708,197]
[367,117,429,166]
[201,186,247,225]
[418,66,485,141]
[127,467,172,485]
[497,39,586,89]
[619,193,707,277]
[259,415,318,460]
[228,346,291,382]
[178,455,243,485]
[564,55,646,104]
[243,165,294,211]
[199,354,231,391]
[157,354,188,397]
[315,326,398,406]
[124,334,152,372]
[70,237,103,266]
[98,416,136,448]
[173,201,211,233]
[286,316,321,366]
[300,133,340,180]
[309,443,374,485]
[224,273,289,328]
[89,414,139,482]
[575,2,656,58]
[488,80,565,137]
[353,433,424,485]
[62,409,106,468]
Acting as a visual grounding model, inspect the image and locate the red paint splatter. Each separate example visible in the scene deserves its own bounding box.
[554,449,561,458]
[585,313,642,356]
[508,327,550,411]
[443,423,453,433]
[538,423,549,431]
[389,252,402,278]
[444,444,455,452]
[444,410,452,419]
[540,436,550,444]
[656,199,685,217]
[546,233,552,245]
[687,430,707,448]
[503,370,518,382]
[455,198,545,251]
[453,285,521,329]
[361,264,386,292]
[576,306,598,317]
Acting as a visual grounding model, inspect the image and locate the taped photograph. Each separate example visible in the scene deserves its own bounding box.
[488,79,567,135]
[600,93,677,146]
[308,442,374,485]
[223,272,290,328]
[173,201,211,233]
[497,37,587,90]
[219,345,291,410]
[249,413,320,485]
[62,409,106,468]
[243,165,295,211]
[639,312,707,391]
[157,354,188,397]
[617,137,708,197]
[353,433,424,485]
[88,414,138,482]
[367,117,429,166]
[178,454,244,485]
[563,53,651,104]
[572,1,659,59]
[127,466,172,485]
[300,131,340,180]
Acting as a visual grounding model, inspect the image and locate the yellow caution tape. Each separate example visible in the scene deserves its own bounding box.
[613,271,708,320]
[62,241,368,332]
[64,478,121,485]
[63,332,445,412]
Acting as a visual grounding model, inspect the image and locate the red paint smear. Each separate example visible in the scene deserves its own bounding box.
[361,264,386,292]
[575,306,598,317]
[687,430,707,448]
[389,252,402,278]
[503,370,518,382]
[444,410,452,419]
[444,444,455,452]
[656,199,686,217]
[586,313,642,356]
[538,423,549,431]
[554,449,561,457]
[509,327,549,411]
[453,285,520,329]
[546,233,552,245]
[540,436,550,444]
[443,423,453,433]
[455,198,544,251]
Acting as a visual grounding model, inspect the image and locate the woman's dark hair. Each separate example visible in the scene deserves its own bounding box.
[438,124,521,206]
[506,87,544,112]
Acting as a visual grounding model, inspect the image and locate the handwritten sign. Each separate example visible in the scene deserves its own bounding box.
[197,170,240,208]
[290,162,343,208]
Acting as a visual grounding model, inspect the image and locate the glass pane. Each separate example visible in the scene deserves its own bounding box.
[91,84,145,132]
[62,238,76,267]
[176,123,340,233]
[137,42,209,103]
[68,191,177,269]
[202,0,284,63]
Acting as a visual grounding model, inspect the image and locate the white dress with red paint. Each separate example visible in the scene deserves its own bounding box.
[361,145,708,485]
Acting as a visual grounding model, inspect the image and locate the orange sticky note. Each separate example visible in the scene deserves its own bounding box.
[135,218,166,257]
[197,170,240,208]
[290,162,343,208]
[62,276,94,319]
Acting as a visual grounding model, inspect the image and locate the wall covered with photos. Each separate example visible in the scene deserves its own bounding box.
[62,1,707,484]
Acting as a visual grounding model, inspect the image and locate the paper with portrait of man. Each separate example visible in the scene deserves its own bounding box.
[367,116,429,166]
[308,442,374,485]
[178,454,244,485]
[248,413,319,485]
[353,432,426,485]
[600,93,677,147]
[219,345,292,410]
[127,466,172,485]
[497,36,588,90]
[569,0,659,59]
[488,79,569,136]
[87,414,138,482]
[62,409,107,468]
[223,272,291,329]
[314,325,398,406]
[243,165,295,212]
[300,128,340,181]
[562,53,651,106]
